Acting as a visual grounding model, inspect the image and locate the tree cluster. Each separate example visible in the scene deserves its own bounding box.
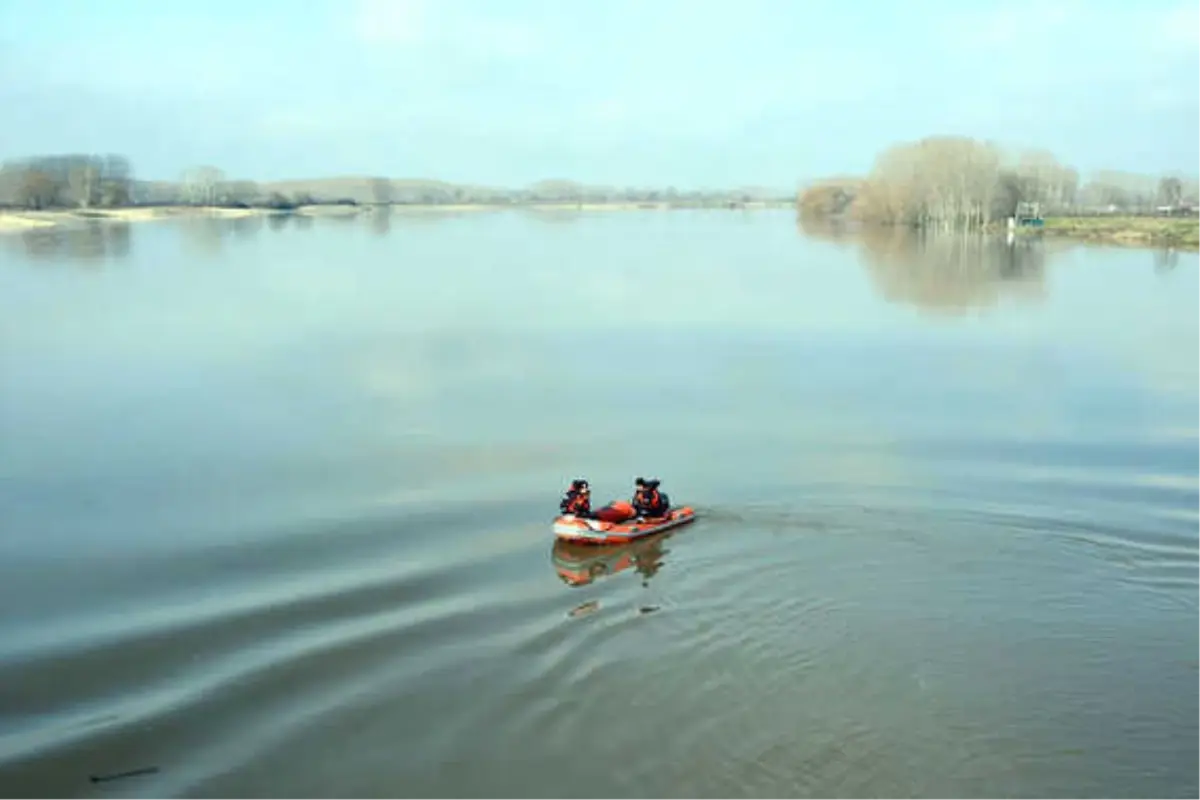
[0,154,133,210]
[797,136,1198,230]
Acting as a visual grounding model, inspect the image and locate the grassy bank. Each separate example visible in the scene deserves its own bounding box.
[1040,215,1199,249]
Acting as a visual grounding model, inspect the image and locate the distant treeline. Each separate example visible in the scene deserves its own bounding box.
[796,136,1200,231]
[2,154,136,210]
[0,155,790,211]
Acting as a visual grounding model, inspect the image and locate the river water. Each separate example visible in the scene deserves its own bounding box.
[1,209,1196,798]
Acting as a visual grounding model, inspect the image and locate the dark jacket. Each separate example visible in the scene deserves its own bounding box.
[633,488,668,518]
[561,490,591,517]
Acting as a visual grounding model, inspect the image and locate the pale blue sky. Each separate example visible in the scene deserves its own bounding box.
[1,0,1196,187]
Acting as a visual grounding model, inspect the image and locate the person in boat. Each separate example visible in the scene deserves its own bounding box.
[560,479,592,518]
[632,477,670,519]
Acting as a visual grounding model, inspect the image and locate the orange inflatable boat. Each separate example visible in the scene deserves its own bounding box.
[553,500,696,545]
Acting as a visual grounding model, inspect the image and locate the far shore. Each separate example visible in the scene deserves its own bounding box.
[0,200,792,234]
[4,204,1193,251]
[799,212,1199,252]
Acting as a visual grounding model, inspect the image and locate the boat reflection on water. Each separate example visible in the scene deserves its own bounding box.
[550,532,674,588]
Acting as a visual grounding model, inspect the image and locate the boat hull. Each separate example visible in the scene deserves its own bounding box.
[552,506,696,545]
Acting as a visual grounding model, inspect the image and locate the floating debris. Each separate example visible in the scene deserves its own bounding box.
[569,600,600,618]
[89,766,159,784]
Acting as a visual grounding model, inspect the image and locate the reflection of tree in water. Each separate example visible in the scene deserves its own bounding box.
[1154,248,1180,273]
[12,221,134,265]
[179,217,227,256]
[107,223,132,259]
[180,214,265,255]
[229,214,264,239]
[524,208,583,226]
[322,214,360,232]
[795,214,855,247]
[389,209,478,227]
[854,226,1046,313]
[370,205,392,236]
[266,212,290,232]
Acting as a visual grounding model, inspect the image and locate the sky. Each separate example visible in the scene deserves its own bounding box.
[0,0,1197,188]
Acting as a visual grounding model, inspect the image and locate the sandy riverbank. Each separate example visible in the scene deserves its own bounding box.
[0,214,58,232]
[0,200,792,234]
[0,205,270,234]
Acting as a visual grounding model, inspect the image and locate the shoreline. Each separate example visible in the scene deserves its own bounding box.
[0,200,792,234]
[0,205,276,233]
[1037,215,1199,250]
[4,205,1194,251]
[797,213,1199,251]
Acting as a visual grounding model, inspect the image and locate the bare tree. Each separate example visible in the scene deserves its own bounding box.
[2,153,135,209]
[1157,176,1183,208]
[1181,179,1200,206]
[1080,170,1159,213]
[181,166,226,206]
[1008,149,1077,213]
[223,180,260,206]
[98,154,134,207]
[796,178,862,219]
[66,161,99,208]
[18,170,61,209]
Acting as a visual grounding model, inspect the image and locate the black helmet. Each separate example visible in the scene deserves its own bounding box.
[644,478,660,489]
[635,476,645,486]
[571,478,589,490]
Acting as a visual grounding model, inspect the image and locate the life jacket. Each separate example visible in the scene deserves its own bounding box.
[562,491,590,516]
[635,488,666,516]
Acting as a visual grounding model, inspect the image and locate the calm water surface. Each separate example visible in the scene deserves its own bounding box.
[1,209,1196,798]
